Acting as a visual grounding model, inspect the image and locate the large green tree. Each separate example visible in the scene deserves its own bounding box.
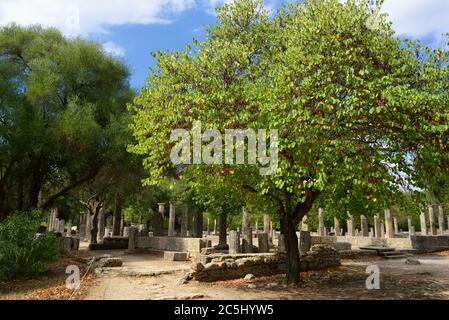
[0,25,133,219]
[130,0,449,284]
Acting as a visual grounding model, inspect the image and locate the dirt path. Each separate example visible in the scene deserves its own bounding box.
[84,251,449,300]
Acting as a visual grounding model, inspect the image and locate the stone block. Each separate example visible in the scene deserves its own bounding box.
[164,251,188,261]
[137,236,150,248]
[258,233,270,253]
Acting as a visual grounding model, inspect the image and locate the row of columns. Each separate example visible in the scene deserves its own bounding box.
[154,202,203,238]
[229,208,271,254]
[420,205,447,236]
[312,205,447,238]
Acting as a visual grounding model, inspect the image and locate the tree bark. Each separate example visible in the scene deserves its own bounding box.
[90,210,99,244]
[97,206,105,242]
[87,198,104,245]
[282,214,300,285]
[112,193,123,236]
[218,210,228,248]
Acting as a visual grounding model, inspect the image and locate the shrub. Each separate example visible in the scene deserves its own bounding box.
[0,210,60,280]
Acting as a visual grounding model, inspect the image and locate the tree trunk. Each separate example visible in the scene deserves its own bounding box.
[281,214,300,285]
[89,200,103,245]
[218,210,228,248]
[90,210,99,245]
[112,193,123,236]
[97,207,105,242]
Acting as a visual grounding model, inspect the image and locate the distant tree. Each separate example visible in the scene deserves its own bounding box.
[0,24,133,220]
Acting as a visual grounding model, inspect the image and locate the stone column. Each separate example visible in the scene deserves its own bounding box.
[123,226,130,237]
[213,219,217,235]
[120,215,124,236]
[255,221,258,234]
[258,233,269,253]
[217,209,227,247]
[429,205,437,236]
[58,219,65,234]
[168,202,176,237]
[263,214,270,235]
[360,215,369,237]
[242,227,253,253]
[318,208,325,236]
[241,208,253,253]
[229,231,241,254]
[242,208,250,230]
[374,214,381,238]
[407,218,415,236]
[347,213,355,237]
[393,217,399,235]
[298,231,311,254]
[180,204,188,237]
[301,215,309,232]
[47,209,54,231]
[334,218,340,236]
[278,234,286,253]
[384,209,394,238]
[438,205,445,235]
[66,222,72,236]
[420,212,427,235]
[53,209,58,232]
[207,218,210,235]
[380,222,385,238]
[128,226,138,252]
[153,203,165,236]
[104,226,111,238]
[49,208,58,232]
[447,216,449,232]
[79,222,86,239]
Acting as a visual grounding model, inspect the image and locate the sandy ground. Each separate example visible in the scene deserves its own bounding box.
[2,241,449,300]
[84,250,449,300]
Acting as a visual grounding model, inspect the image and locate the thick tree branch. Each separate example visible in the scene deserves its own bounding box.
[40,168,100,210]
[292,189,321,225]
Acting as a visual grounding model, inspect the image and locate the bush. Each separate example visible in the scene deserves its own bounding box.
[0,210,60,280]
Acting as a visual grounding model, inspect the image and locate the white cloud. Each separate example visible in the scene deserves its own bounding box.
[381,0,449,44]
[0,0,448,47]
[102,41,125,57]
[0,0,196,36]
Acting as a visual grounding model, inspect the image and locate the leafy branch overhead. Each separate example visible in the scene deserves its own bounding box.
[129,0,449,284]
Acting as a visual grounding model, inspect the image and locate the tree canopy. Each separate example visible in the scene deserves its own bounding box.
[0,24,134,219]
[130,0,449,284]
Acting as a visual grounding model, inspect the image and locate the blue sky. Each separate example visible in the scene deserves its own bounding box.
[87,8,218,89]
[1,0,448,90]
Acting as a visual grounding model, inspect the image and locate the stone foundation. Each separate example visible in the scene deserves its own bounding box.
[410,235,449,249]
[60,236,79,253]
[164,251,189,261]
[189,245,340,282]
[138,236,211,253]
[89,236,129,250]
[310,235,449,250]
